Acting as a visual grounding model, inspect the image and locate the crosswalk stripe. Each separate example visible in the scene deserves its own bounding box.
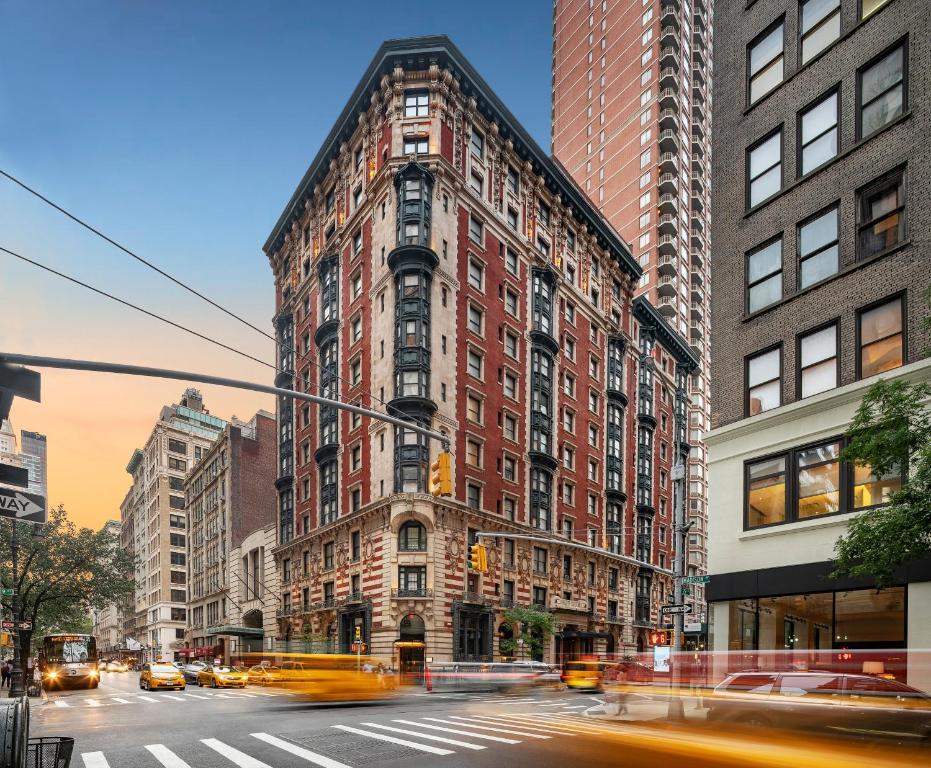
[85,699,103,707]
[251,733,352,768]
[145,744,191,768]
[224,692,256,698]
[201,738,272,767]
[538,702,572,706]
[331,724,453,756]
[54,700,70,708]
[532,714,612,733]
[439,716,555,738]
[161,695,186,701]
[360,722,485,750]
[393,719,521,744]
[183,693,209,699]
[81,752,110,768]
[137,695,161,703]
[469,714,581,735]
[563,705,587,710]
[111,698,130,704]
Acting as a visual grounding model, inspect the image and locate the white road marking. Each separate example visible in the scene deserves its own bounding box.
[145,744,191,768]
[331,724,453,755]
[137,695,160,703]
[393,719,521,743]
[161,695,186,701]
[201,738,273,768]
[223,692,256,697]
[85,699,103,707]
[251,732,353,768]
[81,752,111,768]
[538,701,573,706]
[531,714,613,734]
[360,722,485,750]
[468,714,582,735]
[110,698,131,704]
[182,693,209,700]
[437,716,554,738]
[53,700,70,708]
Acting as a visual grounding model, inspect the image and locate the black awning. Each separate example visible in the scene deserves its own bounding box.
[556,630,613,641]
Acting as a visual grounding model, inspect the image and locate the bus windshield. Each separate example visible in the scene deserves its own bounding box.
[43,635,97,664]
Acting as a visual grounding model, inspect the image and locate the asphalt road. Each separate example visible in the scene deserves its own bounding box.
[31,671,624,768]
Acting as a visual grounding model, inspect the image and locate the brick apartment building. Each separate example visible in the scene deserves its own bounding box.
[264,36,697,669]
[706,0,931,688]
[552,0,713,622]
[183,411,277,662]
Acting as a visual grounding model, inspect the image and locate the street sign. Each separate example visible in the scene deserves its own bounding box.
[660,604,692,615]
[682,575,711,584]
[1,589,14,597]
[0,463,29,488]
[0,487,47,524]
[15,621,31,630]
[351,642,367,653]
[0,621,13,630]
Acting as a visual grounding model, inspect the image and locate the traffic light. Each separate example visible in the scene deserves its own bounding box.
[649,629,670,646]
[429,451,452,497]
[354,625,361,642]
[468,543,487,573]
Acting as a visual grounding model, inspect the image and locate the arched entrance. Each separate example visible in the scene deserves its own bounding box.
[396,613,426,683]
[243,609,263,628]
[498,622,513,659]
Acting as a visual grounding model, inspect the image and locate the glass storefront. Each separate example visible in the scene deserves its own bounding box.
[724,587,905,652]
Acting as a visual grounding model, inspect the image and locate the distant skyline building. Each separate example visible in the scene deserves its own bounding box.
[551,0,713,618]
[20,430,47,496]
[93,520,123,655]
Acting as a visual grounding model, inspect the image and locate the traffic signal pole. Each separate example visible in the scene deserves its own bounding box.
[0,353,452,451]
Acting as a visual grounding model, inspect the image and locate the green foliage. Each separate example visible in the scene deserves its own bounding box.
[833,379,931,587]
[499,605,555,660]
[0,505,136,671]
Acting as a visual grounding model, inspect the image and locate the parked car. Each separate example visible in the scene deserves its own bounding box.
[139,662,186,691]
[196,664,249,688]
[707,671,931,744]
[247,665,282,686]
[183,662,208,682]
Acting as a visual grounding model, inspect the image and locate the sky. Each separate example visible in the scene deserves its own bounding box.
[0,1,553,530]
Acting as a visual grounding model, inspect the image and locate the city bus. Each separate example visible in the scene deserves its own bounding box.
[37,633,100,689]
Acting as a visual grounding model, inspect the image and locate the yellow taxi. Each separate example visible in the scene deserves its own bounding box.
[140,662,186,691]
[247,665,282,686]
[561,660,605,691]
[196,664,249,688]
[276,654,396,701]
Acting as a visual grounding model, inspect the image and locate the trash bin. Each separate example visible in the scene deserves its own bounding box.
[26,737,74,768]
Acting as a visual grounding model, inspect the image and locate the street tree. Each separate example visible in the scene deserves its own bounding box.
[499,605,555,661]
[0,505,135,678]
[832,378,931,587]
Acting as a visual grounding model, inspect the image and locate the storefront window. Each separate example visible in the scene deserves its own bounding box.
[759,592,832,653]
[834,587,905,645]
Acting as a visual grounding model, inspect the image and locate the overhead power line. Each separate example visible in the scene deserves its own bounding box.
[0,168,413,426]
[0,245,276,372]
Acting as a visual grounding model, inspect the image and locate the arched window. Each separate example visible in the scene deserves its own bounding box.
[398,521,427,552]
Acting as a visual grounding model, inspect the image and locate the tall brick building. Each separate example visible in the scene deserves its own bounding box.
[552,0,713,621]
[264,36,697,667]
[706,0,931,688]
[183,410,277,661]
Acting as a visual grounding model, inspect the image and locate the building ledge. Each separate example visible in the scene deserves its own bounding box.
[737,510,858,542]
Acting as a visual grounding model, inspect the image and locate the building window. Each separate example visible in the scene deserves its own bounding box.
[351,530,361,561]
[324,541,334,570]
[858,296,904,379]
[398,521,427,552]
[505,289,519,317]
[503,413,517,441]
[747,347,781,416]
[858,42,906,139]
[470,171,484,196]
[469,215,483,244]
[800,0,840,64]
[798,322,837,398]
[507,207,518,230]
[747,455,787,528]
[403,137,428,155]
[746,237,782,313]
[538,200,551,228]
[466,438,482,468]
[503,371,518,400]
[467,304,483,335]
[747,130,782,208]
[398,566,426,595]
[798,205,839,289]
[503,456,516,482]
[506,165,520,195]
[404,91,429,117]
[467,350,483,379]
[562,482,574,505]
[861,0,892,19]
[530,468,552,531]
[533,547,548,575]
[748,20,784,104]
[466,483,481,510]
[799,90,838,175]
[467,394,483,424]
[563,409,575,433]
[564,372,575,398]
[470,127,484,159]
[857,169,905,260]
[351,316,362,343]
[797,440,842,519]
[504,331,519,359]
[505,249,519,275]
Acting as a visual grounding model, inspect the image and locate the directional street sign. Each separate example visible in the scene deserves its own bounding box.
[661,604,692,615]
[1,589,14,597]
[15,621,31,631]
[682,575,711,584]
[0,621,13,630]
[0,487,47,524]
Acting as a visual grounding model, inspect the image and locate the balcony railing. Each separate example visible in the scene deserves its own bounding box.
[461,591,491,606]
[397,543,427,552]
[341,592,365,605]
[391,588,432,599]
[276,607,292,618]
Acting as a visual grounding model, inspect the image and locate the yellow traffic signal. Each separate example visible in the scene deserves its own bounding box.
[429,451,452,497]
[468,543,487,573]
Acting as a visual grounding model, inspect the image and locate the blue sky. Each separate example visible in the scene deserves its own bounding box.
[0,0,553,526]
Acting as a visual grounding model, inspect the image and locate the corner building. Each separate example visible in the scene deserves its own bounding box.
[707,0,931,688]
[265,36,697,667]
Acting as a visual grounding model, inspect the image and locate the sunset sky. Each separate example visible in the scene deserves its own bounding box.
[1,1,551,530]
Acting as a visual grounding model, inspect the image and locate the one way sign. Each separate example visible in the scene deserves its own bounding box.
[0,487,47,524]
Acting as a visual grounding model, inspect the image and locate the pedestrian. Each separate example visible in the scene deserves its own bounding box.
[1,660,11,688]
